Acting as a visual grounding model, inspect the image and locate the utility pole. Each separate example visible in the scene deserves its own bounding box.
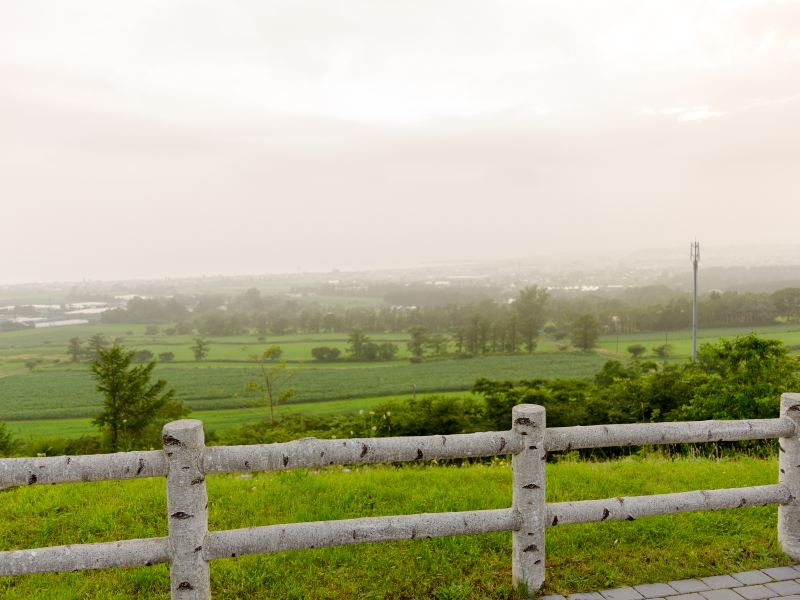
[691,241,700,361]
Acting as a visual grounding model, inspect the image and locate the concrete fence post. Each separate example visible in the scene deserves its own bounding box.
[163,420,210,599]
[779,393,800,560]
[511,404,546,596]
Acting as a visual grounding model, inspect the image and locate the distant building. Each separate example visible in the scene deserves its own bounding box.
[33,319,89,328]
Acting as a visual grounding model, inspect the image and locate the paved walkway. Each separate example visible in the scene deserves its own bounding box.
[543,566,800,600]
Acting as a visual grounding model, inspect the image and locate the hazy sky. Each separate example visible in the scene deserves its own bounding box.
[2,1,800,283]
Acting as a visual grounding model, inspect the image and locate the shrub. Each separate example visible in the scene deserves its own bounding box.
[311,347,341,361]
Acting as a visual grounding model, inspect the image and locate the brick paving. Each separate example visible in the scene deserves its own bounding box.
[541,565,800,600]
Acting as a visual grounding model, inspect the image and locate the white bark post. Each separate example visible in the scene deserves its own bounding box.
[779,393,800,559]
[511,404,546,596]
[163,420,210,599]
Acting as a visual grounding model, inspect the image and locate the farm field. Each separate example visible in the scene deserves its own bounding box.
[3,392,469,440]
[598,323,800,360]
[0,324,414,374]
[0,455,788,598]
[2,321,799,442]
[0,352,606,422]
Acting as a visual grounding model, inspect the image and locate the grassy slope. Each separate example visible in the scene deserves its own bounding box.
[0,456,789,599]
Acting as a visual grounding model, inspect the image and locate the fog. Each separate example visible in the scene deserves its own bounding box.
[2,1,799,283]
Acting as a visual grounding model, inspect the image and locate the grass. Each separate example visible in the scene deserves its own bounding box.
[0,455,789,599]
[4,392,469,440]
[3,320,798,443]
[598,323,800,360]
[0,353,607,421]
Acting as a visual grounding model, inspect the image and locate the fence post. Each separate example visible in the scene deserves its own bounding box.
[512,404,546,596]
[779,393,800,560]
[164,419,210,599]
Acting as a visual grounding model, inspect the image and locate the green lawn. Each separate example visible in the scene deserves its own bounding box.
[0,455,789,598]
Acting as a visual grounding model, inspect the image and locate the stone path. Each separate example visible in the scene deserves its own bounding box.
[543,566,800,600]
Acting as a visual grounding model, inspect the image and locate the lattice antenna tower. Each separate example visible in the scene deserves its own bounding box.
[691,241,700,361]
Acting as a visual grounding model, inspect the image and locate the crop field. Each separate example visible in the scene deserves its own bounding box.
[1,321,798,443]
[0,353,606,420]
[598,323,800,360]
[0,455,788,599]
[0,325,413,373]
[3,392,469,440]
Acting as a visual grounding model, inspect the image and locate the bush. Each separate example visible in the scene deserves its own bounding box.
[158,351,175,362]
[23,435,104,457]
[311,347,341,361]
[627,344,646,359]
[653,344,673,359]
[0,422,16,456]
[133,349,154,363]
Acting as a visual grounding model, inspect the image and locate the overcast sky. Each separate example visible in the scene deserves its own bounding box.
[2,0,799,283]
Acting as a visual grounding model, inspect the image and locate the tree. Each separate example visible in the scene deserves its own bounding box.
[158,351,175,362]
[311,346,340,361]
[426,334,450,357]
[133,349,154,363]
[407,326,429,360]
[86,333,109,360]
[175,320,194,335]
[627,344,647,360]
[653,344,673,360]
[570,315,599,351]
[377,342,399,361]
[246,347,295,425]
[772,288,800,323]
[263,345,283,361]
[90,344,185,452]
[680,334,800,420]
[67,337,84,362]
[513,285,549,353]
[347,329,370,359]
[190,338,210,361]
[145,324,159,336]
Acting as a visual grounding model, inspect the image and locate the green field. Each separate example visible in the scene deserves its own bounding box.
[598,323,800,360]
[0,321,607,433]
[0,455,789,598]
[0,324,413,373]
[3,392,469,440]
[2,321,799,443]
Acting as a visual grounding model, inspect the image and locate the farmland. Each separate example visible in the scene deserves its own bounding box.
[597,323,800,360]
[0,455,788,598]
[1,321,799,442]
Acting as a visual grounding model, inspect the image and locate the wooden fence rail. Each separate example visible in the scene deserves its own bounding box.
[1,392,799,599]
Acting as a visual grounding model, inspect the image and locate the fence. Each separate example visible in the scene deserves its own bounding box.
[1,392,799,599]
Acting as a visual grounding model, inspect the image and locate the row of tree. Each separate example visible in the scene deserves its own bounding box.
[101,286,800,338]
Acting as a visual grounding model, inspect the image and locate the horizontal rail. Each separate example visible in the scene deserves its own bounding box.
[545,418,794,451]
[0,536,170,576]
[203,431,520,473]
[0,450,166,490]
[203,508,519,559]
[546,484,791,526]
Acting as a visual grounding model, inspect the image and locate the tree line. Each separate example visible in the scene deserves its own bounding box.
[101,286,800,342]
